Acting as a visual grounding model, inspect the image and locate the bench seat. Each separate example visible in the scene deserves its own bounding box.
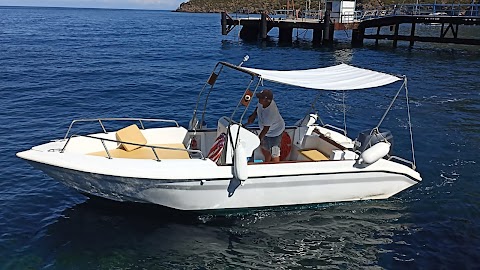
[298,149,329,161]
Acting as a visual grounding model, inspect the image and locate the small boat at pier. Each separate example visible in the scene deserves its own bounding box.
[17,58,421,211]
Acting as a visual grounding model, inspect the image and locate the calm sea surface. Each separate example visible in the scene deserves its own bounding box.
[0,6,479,269]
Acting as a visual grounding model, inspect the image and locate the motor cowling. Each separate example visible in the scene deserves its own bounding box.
[354,129,394,155]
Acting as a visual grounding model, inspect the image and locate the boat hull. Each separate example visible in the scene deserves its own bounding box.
[27,160,419,211]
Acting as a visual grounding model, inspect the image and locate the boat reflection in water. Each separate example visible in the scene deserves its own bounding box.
[27,197,414,268]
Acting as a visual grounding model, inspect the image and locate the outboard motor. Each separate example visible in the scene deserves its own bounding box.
[354,129,394,155]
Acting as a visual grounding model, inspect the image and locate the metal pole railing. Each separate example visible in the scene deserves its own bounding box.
[60,134,204,161]
[63,118,180,139]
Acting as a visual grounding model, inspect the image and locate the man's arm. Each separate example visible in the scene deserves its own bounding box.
[247,109,258,124]
[259,126,270,140]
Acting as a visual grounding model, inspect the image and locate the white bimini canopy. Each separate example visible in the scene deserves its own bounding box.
[240,63,402,90]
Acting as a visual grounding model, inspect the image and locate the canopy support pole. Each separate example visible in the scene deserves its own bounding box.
[191,63,224,130]
[199,66,225,130]
[375,78,407,129]
[342,90,347,136]
[300,91,324,126]
[374,77,416,169]
[229,78,263,150]
[404,77,416,169]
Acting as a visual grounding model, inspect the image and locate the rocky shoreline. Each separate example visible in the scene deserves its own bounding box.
[175,0,391,13]
[175,0,474,13]
[175,0,282,13]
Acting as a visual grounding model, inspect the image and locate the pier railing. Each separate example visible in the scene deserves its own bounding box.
[232,3,479,23]
[354,3,480,21]
[348,2,480,47]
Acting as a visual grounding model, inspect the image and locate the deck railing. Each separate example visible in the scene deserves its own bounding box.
[388,155,416,170]
[63,118,180,140]
[60,134,205,161]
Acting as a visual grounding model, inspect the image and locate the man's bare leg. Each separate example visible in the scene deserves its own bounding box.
[261,147,272,162]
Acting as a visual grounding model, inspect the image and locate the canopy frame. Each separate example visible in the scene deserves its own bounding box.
[189,61,416,169]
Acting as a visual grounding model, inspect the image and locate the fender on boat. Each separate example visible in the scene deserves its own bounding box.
[359,142,390,164]
[233,141,248,181]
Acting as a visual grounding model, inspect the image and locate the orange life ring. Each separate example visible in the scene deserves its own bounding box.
[241,89,253,106]
[280,132,292,161]
[207,133,227,162]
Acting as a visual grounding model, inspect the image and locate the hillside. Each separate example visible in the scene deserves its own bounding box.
[175,0,474,13]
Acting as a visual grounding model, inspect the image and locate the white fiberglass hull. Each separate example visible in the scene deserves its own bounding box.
[18,149,420,211]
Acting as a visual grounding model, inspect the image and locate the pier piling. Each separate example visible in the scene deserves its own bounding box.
[279,27,294,43]
[392,23,399,48]
[312,29,322,45]
[261,13,268,39]
[409,23,416,48]
[221,12,227,35]
[351,27,364,47]
[322,11,333,45]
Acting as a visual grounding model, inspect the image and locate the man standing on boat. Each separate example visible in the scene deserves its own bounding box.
[247,89,285,163]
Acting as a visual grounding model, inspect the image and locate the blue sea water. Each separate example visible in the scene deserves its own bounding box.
[1,6,479,269]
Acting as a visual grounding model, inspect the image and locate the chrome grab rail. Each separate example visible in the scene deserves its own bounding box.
[60,134,205,161]
[63,118,180,140]
[388,156,416,170]
[322,124,347,136]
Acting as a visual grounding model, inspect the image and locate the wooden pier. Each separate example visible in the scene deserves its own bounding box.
[221,2,480,47]
[221,12,337,45]
[352,15,480,47]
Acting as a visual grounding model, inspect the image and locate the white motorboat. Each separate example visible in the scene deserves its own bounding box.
[17,58,421,211]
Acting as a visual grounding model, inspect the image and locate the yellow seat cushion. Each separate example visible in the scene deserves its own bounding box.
[298,149,329,161]
[88,143,190,160]
[116,124,147,152]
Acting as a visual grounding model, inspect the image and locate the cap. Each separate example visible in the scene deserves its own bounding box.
[255,89,273,100]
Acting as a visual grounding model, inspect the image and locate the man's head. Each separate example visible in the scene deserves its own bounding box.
[256,89,274,108]
[256,89,273,100]
[256,89,273,101]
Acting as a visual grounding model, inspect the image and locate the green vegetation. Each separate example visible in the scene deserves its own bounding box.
[176,0,475,13]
